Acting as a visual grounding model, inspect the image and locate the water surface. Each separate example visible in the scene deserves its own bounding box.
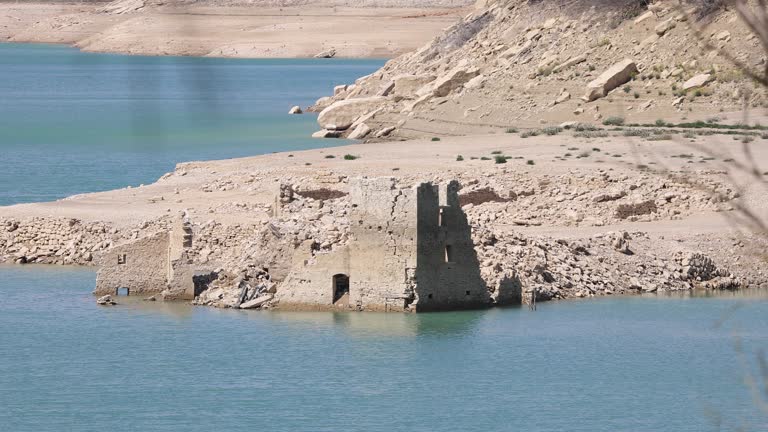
[1,265,766,432]
[0,43,383,205]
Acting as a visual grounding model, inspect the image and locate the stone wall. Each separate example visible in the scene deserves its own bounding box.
[276,177,490,312]
[94,232,170,296]
[413,181,490,311]
[276,177,418,311]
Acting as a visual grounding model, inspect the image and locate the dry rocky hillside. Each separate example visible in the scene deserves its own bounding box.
[311,0,768,139]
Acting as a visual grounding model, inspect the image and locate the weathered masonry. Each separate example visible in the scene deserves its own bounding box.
[276,178,491,312]
[94,214,216,300]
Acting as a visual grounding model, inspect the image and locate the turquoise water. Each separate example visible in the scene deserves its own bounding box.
[0,44,383,205]
[1,265,767,431]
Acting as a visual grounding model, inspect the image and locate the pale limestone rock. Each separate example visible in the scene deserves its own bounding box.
[317,97,388,129]
[552,55,586,73]
[393,74,436,97]
[634,11,654,24]
[655,18,676,36]
[239,294,273,310]
[288,106,302,115]
[314,48,336,58]
[417,66,481,98]
[312,129,342,139]
[583,59,638,102]
[347,123,371,140]
[682,74,713,91]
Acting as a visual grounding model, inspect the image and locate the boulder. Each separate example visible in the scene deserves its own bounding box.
[96,295,116,306]
[583,59,638,102]
[374,126,396,138]
[655,18,676,36]
[393,74,436,97]
[347,123,372,140]
[288,106,302,115]
[314,48,336,58]
[317,96,387,129]
[312,129,343,139]
[333,85,348,96]
[634,10,654,24]
[682,74,713,91]
[552,55,586,73]
[417,66,481,98]
[239,294,274,310]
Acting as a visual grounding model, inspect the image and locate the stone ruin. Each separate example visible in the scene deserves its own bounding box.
[93,178,497,312]
[93,212,217,300]
[277,177,491,312]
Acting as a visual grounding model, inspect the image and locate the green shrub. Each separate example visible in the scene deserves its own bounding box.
[633,92,640,99]
[526,160,535,165]
[480,156,491,161]
[623,85,631,93]
[494,155,508,164]
[431,137,441,142]
[602,116,625,126]
[344,154,359,160]
[505,127,518,134]
[520,130,540,138]
[491,150,503,155]
[324,155,335,159]
[456,155,464,161]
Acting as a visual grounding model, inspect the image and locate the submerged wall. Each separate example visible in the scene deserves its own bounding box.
[94,232,170,296]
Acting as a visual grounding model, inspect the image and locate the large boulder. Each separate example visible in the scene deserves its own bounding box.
[416,66,481,98]
[682,73,714,91]
[316,96,387,129]
[583,59,638,102]
[393,74,436,97]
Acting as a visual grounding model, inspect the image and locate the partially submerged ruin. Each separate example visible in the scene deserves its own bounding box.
[93,178,498,312]
[94,214,217,300]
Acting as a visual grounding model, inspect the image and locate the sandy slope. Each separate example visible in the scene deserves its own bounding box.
[0,2,468,58]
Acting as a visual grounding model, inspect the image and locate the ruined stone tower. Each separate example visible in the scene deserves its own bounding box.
[276,177,490,312]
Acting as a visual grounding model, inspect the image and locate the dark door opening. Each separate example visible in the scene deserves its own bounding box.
[333,274,350,305]
[116,287,130,296]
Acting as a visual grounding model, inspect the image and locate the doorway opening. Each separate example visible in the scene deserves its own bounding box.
[116,287,130,296]
[332,274,350,306]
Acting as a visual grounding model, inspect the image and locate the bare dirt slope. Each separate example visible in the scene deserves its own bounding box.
[0,0,472,58]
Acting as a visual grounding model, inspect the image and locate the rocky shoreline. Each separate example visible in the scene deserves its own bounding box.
[3,143,766,310]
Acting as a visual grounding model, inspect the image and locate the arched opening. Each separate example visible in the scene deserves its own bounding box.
[116,287,130,296]
[332,274,350,306]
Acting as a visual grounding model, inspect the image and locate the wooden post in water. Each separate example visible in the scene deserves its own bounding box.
[529,287,537,311]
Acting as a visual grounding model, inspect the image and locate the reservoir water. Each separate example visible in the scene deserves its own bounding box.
[0,43,383,205]
[2,44,768,431]
[1,265,767,431]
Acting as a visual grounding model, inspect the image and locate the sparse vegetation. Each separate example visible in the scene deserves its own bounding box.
[505,127,518,134]
[494,155,508,164]
[343,154,359,160]
[431,137,441,142]
[574,131,609,138]
[456,155,464,161]
[520,130,540,138]
[542,126,563,136]
[526,160,535,165]
[324,155,335,159]
[491,150,503,155]
[603,116,625,126]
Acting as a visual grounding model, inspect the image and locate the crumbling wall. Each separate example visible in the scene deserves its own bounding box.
[413,181,491,311]
[94,232,169,296]
[276,177,419,311]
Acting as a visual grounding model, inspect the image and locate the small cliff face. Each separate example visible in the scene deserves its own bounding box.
[311,0,767,139]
